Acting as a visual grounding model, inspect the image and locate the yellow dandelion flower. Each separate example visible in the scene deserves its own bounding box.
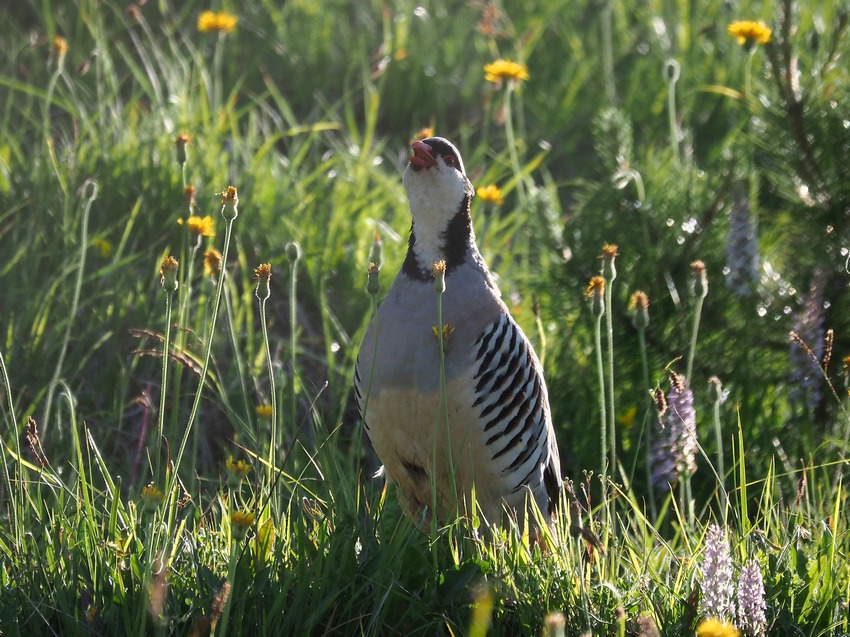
[52,36,68,56]
[728,20,772,47]
[695,618,740,637]
[585,275,606,299]
[225,456,251,488]
[412,127,434,142]
[198,10,238,34]
[93,238,112,258]
[183,215,215,238]
[230,509,255,539]
[477,184,505,205]
[140,484,165,512]
[586,275,606,316]
[617,406,637,428]
[255,404,273,418]
[484,59,529,84]
[204,248,222,278]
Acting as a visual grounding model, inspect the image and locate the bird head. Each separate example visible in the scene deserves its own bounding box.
[403,137,475,225]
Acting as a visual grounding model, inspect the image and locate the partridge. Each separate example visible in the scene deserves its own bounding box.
[355,137,562,534]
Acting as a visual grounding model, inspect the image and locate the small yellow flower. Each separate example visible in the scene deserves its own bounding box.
[586,275,606,316]
[432,323,455,341]
[159,256,179,292]
[585,275,606,299]
[141,484,165,512]
[230,509,255,539]
[255,404,273,418]
[93,238,112,258]
[695,618,740,637]
[52,36,68,57]
[412,127,434,142]
[198,10,238,33]
[484,59,529,84]
[225,456,251,488]
[617,406,637,428]
[204,248,222,278]
[477,184,505,205]
[181,215,215,238]
[727,20,772,47]
[433,260,447,293]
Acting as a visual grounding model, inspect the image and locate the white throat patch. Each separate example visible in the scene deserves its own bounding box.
[403,156,473,269]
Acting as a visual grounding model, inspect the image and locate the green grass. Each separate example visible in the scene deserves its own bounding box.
[1,0,849,634]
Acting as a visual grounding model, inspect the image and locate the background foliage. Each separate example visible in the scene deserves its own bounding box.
[1,0,848,634]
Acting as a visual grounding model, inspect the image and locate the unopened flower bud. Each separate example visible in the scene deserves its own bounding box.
[367,262,380,296]
[601,243,618,281]
[285,241,302,264]
[691,260,708,299]
[159,256,179,292]
[253,263,272,301]
[433,260,447,294]
[630,291,650,330]
[175,133,190,165]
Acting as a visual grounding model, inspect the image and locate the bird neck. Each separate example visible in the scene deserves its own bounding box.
[402,196,475,281]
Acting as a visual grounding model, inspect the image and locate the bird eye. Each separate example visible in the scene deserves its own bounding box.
[443,155,457,167]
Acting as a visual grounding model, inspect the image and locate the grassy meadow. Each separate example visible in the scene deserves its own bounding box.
[1,0,849,634]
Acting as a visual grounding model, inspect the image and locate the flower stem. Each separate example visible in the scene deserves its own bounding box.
[260,296,277,486]
[155,289,174,485]
[167,210,235,498]
[686,294,704,382]
[594,310,608,519]
[604,280,616,482]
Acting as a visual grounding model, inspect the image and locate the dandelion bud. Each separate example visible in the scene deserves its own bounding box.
[585,276,606,316]
[368,231,383,268]
[253,263,272,301]
[174,133,190,165]
[366,262,380,296]
[433,260,447,294]
[219,186,238,220]
[159,256,179,292]
[600,243,618,281]
[630,291,650,330]
[285,241,302,264]
[691,260,708,299]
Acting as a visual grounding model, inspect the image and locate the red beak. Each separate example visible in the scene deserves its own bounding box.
[409,140,438,169]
